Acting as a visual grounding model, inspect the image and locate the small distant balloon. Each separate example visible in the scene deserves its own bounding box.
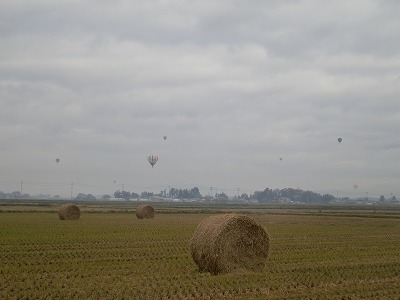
[279,157,283,161]
[353,184,358,189]
[147,155,158,168]
[113,180,117,184]
[163,136,167,140]
[338,138,342,143]
[55,158,60,163]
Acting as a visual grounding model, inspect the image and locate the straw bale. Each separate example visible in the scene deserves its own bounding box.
[135,204,155,219]
[59,204,80,220]
[190,214,269,274]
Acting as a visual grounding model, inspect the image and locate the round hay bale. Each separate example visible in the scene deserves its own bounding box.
[190,214,270,274]
[58,204,80,220]
[135,204,155,219]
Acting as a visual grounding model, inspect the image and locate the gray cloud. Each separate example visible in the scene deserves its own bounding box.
[1,0,399,198]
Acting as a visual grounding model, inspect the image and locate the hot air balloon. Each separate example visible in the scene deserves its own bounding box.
[279,157,283,161]
[353,184,358,189]
[55,158,60,163]
[338,138,342,143]
[147,155,158,168]
[113,180,117,184]
[163,136,167,140]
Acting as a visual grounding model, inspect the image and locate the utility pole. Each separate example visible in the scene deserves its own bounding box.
[70,182,74,199]
[210,187,213,198]
[237,188,240,198]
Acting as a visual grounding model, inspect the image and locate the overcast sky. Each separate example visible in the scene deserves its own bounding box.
[1,0,399,198]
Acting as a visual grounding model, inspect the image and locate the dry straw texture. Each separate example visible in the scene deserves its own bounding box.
[135,204,155,219]
[58,204,81,220]
[190,214,270,275]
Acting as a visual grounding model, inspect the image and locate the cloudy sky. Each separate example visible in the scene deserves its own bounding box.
[1,0,399,198]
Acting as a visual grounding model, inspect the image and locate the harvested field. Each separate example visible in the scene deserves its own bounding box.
[0,205,400,299]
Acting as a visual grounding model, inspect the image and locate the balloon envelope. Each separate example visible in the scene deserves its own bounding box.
[147,155,158,168]
[338,138,342,143]
[163,136,167,140]
[55,158,60,163]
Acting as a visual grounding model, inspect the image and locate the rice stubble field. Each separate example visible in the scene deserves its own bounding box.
[0,204,400,299]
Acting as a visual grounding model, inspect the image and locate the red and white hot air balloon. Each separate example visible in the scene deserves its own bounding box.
[147,155,158,168]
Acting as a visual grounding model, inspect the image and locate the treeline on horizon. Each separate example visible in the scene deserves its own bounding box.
[113,187,336,204]
[0,187,335,204]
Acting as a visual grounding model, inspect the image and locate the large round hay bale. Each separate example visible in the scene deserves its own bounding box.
[190,214,270,274]
[59,204,80,220]
[135,204,155,219]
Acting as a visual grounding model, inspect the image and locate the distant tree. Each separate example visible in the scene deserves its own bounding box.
[379,195,385,202]
[240,193,249,200]
[177,189,190,199]
[164,187,202,199]
[216,192,228,201]
[281,188,299,201]
[114,190,137,200]
[252,188,276,203]
[322,194,335,203]
[169,188,177,198]
[75,193,96,200]
[121,191,131,200]
[102,194,111,200]
[11,191,21,198]
[190,187,202,198]
[250,187,334,204]
[300,191,312,203]
[158,190,168,197]
[114,190,123,198]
